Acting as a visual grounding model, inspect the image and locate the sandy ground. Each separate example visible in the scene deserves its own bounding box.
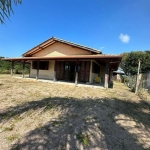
[0,75,150,150]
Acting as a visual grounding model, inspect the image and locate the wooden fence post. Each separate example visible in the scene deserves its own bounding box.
[135,59,141,94]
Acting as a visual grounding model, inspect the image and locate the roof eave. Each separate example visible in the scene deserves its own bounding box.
[2,55,123,61]
[22,37,102,57]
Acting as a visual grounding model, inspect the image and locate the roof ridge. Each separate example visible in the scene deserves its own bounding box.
[23,36,102,57]
[53,37,101,53]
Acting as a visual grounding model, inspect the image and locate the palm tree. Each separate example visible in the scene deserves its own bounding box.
[0,0,22,24]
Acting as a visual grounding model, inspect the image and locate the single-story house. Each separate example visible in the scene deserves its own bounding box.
[2,37,123,88]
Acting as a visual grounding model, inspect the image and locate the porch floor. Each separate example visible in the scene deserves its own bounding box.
[13,75,105,89]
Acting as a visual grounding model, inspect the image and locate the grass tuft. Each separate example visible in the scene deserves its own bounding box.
[6,134,20,142]
[4,124,14,131]
[76,132,90,147]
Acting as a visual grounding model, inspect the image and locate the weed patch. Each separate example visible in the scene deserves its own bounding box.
[6,134,20,142]
[76,132,90,147]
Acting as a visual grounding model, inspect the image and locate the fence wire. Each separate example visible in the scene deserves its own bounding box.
[127,71,150,93]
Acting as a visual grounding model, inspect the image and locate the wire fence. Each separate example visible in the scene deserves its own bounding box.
[126,72,150,92]
[124,72,150,101]
[139,72,150,91]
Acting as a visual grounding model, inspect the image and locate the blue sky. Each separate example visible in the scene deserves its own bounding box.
[0,0,150,57]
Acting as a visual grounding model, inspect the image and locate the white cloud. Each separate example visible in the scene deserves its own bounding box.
[119,33,130,43]
[100,47,105,49]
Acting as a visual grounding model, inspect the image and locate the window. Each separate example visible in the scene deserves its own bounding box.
[39,61,49,70]
[92,62,100,74]
[32,61,49,70]
[32,61,37,69]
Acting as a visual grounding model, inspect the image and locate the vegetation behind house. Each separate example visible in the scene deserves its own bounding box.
[0,56,30,74]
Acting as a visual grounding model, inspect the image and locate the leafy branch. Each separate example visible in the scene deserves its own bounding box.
[0,0,22,24]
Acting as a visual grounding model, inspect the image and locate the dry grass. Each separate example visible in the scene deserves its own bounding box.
[0,74,150,150]
[138,89,150,103]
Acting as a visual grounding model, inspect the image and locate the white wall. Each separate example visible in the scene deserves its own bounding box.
[30,60,55,80]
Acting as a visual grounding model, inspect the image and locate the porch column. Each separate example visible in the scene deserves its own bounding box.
[11,61,14,77]
[75,72,78,85]
[109,67,113,82]
[104,62,109,88]
[89,60,93,83]
[36,60,39,80]
[22,60,25,78]
[54,60,56,82]
[75,62,79,85]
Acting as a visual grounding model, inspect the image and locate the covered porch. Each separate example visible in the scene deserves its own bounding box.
[2,54,122,88]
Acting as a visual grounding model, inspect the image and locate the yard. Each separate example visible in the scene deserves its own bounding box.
[0,75,150,150]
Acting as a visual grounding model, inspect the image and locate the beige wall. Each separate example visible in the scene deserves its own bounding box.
[30,60,55,80]
[89,60,102,84]
[89,60,106,84]
[32,42,91,57]
[89,60,98,83]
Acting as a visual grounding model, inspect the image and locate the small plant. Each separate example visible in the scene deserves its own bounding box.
[11,144,19,150]
[93,116,98,120]
[52,120,64,126]
[6,134,20,142]
[52,121,59,126]
[97,125,101,130]
[4,124,14,131]
[76,132,90,147]
[14,114,23,122]
[37,122,43,129]
[84,116,98,123]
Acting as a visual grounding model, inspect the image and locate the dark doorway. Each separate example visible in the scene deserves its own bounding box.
[56,61,90,83]
[56,61,76,82]
[78,61,90,83]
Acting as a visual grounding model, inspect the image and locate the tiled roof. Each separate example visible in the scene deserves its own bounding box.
[22,37,102,57]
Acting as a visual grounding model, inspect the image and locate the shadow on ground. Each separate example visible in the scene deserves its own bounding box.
[0,97,150,150]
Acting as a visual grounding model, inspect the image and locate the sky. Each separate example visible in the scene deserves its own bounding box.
[0,0,150,57]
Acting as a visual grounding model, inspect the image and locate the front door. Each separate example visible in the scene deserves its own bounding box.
[56,61,76,81]
[79,61,90,83]
[64,62,70,81]
[56,61,64,80]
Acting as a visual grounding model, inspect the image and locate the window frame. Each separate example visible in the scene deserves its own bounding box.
[32,61,49,70]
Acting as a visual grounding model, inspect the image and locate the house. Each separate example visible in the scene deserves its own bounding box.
[2,37,123,88]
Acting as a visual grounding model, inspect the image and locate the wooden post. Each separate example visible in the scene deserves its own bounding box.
[36,60,39,80]
[104,62,109,88]
[54,71,56,82]
[75,72,78,85]
[89,60,93,83]
[54,60,56,82]
[75,62,79,85]
[22,60,25,78]
[135,59,141,94]
[11,61,14,77]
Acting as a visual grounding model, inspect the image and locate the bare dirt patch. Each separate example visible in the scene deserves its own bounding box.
[0,75,150,150]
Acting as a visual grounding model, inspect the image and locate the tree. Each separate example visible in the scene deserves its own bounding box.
[0,57,30,74]
[120,51,150,75]
[0,0,22,24]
